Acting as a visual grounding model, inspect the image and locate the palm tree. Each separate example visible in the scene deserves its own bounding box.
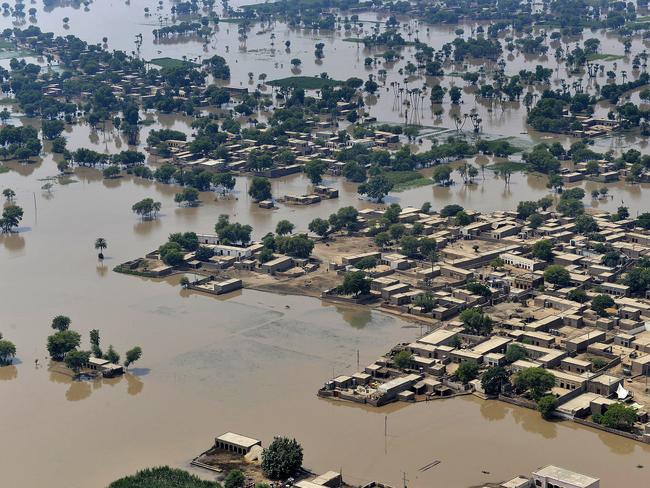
[95,237,107,259]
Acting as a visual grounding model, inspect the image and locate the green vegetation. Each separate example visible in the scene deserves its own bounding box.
[382,170,432,191]
[268,76,343,90]
[108,466,218,488]
[148,57,199,69]
[481,366,508,395]
[537,394,559,419]
[593,403,637,431]
[456,360,479,383]
[586,53,623,62]
[393,350,413,369]
[261,437,303,480]
[513,367,555,400]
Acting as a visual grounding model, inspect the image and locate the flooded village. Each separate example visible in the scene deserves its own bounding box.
[4,0,650,486]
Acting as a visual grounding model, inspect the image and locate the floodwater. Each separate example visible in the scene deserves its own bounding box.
[3,2,650,488]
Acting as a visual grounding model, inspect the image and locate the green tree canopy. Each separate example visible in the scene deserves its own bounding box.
[261,437,304,480]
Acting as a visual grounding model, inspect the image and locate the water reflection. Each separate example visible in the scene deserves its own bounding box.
[0,233,26,252]
[332,303,373,330]
[479,400,506,422]
[511,404,557,440]
[0,365,18,381]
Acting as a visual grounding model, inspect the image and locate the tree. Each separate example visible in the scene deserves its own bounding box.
[95,237,107,259]
[433,165,453,185]
[544,265,571,287]
[2,188,15,201]
[575,215,599,234]
[0,204,23,233]
[566,289,588,303]
[355,256,377,270]
[440,204,464,217]
[42,119,65,140]
[0,339,16,365]
[124,347,142,367]
[505,344,528,363]
[341,271,370,297]
[400,236,420,258]
[456,360,479,383]
[595,403,637,431]
[47,330,81,360]
[591,294,615,317]
[276,234,314,258]
[466,281,492,297]
[374,232,390,248]
[276,220,295,236]
[261,437,303,480]
[517,200,539,220]
[513,367,555,400]
[459,308,493,335]
[537,394,558,419]
[248,176,272,202]
[64,350,91,373]
[103,165,121,179]
[481,366,507,395]
[51,315,71,332]
[90,329,102,358]
[105,345,120,364]
[159,242,185,266]
[358,174,393,202]
[304,159,326,185]
[490,257,504,269]
[132,198,161,220]
[174,188,199,206]
[393,350,413,369]
[308,218,329,238]
[413,292,435,312]
[532,239,554,262]
[224,470,245,488]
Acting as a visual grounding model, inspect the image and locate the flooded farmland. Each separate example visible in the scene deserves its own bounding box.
[3,0,650,487]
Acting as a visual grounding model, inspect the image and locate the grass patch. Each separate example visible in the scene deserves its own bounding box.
[0,165,9,174]
[0,39,15,50]
[587,53,624,62]
[486,161,528,173]
[384,170,433,191]
[268,76,343,90]
[149,57,199,69]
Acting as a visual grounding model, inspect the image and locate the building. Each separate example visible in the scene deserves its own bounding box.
[531,465,599,488]
[214,432,261,455]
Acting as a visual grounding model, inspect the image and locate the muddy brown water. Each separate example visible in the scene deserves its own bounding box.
[2,3,650,487]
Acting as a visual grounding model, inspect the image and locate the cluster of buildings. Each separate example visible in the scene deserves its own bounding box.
[156,125,400,180]
[319,206,650,442]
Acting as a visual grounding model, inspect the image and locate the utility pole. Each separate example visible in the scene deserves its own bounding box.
[357,349,360,371]
[402,472,408,488]
[384,415,388,437]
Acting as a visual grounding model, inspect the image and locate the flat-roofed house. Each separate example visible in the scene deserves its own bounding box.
[214,432,261,455]
[532,465,599,488]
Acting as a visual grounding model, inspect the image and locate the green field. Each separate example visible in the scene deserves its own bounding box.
[148,57,199,69]
[486,161,528,173]
[0,165,9,174]
[268,76,343,90]
[384,170,433,191]
[587,53,624,62]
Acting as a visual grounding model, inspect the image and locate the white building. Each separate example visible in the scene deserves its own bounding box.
[532,465,599,488]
